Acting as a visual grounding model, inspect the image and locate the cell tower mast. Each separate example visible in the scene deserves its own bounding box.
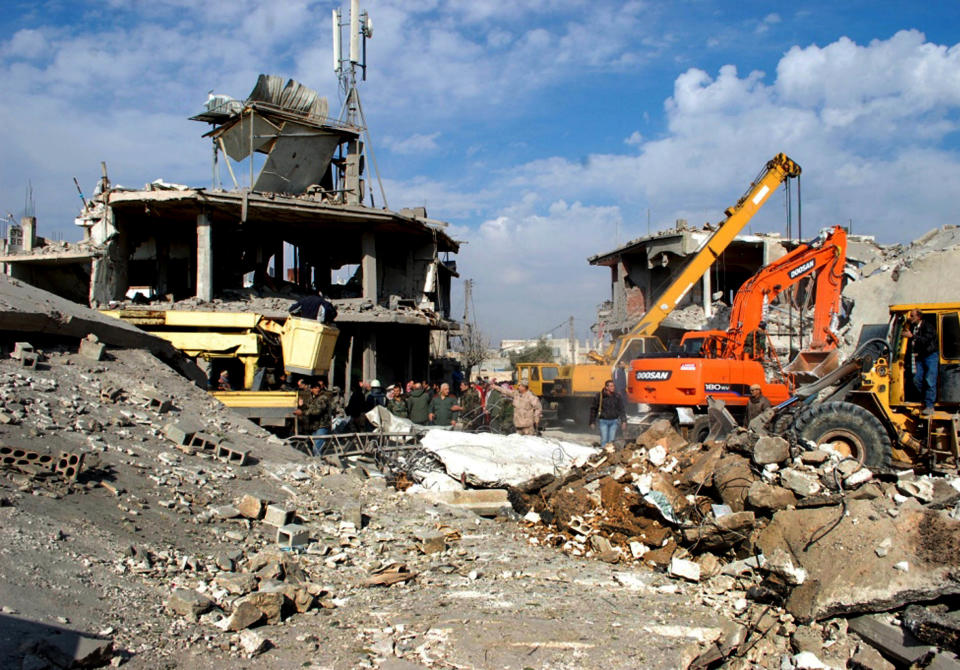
[332,0,372,127]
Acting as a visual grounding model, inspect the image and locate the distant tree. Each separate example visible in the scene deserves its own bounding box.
[459,324,489,377]
[508,338,555,367]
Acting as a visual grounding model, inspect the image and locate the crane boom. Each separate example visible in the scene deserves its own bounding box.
[606,153,801,362]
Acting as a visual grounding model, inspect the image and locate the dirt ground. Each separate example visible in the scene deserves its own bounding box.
[0,347,727,669]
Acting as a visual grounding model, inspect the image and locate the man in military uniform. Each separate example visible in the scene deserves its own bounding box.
[457,380,482,429]
[385,384,409,418]
[295,378,334,455]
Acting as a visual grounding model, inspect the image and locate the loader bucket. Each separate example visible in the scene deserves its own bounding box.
[784,348,841,384]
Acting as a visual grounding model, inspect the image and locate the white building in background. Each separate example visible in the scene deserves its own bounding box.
[498,335,602,365]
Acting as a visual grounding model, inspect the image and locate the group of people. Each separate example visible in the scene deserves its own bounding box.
[292,375,553,455]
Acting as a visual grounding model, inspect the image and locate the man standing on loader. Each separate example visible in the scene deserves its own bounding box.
[904,309,938,415]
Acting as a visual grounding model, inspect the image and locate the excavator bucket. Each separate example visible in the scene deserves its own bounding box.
[783,348,842,384]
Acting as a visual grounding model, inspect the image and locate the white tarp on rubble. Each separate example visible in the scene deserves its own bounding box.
[418,429,598,487]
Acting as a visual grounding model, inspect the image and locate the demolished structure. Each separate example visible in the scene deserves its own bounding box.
[0,73,461,386]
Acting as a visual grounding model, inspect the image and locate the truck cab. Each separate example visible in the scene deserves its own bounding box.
[515,362,560,397]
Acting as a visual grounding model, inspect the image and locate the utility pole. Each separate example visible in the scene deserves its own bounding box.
[568,316,575,364]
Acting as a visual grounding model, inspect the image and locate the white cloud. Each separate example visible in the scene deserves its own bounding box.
[383,132,441,155]
[755,13,781,34]
[624,130,643,146]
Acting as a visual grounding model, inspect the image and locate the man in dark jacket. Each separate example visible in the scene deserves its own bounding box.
[288,289,338,324]
[905,309,938,415]
[589,379,627,446]
[407,382,432,424]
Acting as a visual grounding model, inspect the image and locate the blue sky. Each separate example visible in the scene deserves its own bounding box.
[3,1,960,343]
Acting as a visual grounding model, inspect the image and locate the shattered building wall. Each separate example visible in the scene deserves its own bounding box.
[0,74,461,386]
[588,220,788,345]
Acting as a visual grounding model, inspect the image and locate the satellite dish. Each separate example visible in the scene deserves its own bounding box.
[364,15,373,38]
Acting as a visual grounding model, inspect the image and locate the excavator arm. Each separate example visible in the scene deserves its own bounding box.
[605,153,802,362]
[718,225,847,358]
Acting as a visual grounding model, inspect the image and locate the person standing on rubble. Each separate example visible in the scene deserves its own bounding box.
[589,379,626,446]
[365,379,387,409]
[294,378,333,455]
[904,309,938,415]
[288,288,338,324]
[496,381,542,435]
[407,382,432,424]
[745,383,772,426]
[429,382,462,426]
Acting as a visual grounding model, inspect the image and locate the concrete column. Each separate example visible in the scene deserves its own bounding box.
[89,205,125,306]
[345,139,362,205]
[361,231,377,303]
[20,217,36,252]
[702,269,712,319]
[362,331,376,382]
[196,210,213,302]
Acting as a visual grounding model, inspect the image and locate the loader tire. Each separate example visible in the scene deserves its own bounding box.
[689,416,711,444]
[793,401,890,468]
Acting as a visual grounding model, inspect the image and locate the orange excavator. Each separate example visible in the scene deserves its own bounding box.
[626,226,848,424]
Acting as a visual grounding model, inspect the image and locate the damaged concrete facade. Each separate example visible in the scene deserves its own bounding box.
[588,219,789,343]
[0,75,460,385]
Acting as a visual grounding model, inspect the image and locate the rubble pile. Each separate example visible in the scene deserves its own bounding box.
[504,419,960,668]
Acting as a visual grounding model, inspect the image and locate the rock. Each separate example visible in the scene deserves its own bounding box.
[236,494,265,520]
[800,450,830,465]
[791,626,822,654]
[26,633,114,669]
[696,553,722,580]
[780,468,821,497]
[898,478,935,503]
[758,500,960,622]
[223,601,265,631]
[636,419,686,451]
[713,454,755,512]
[669,557,701,582]
[753,436,790,465]
[849,644,895,670]
[791,650,829,669]
[648,445,667,467]
[417,533,447,554]
[682,445,723,488]
[763,549,807,585]
[238,629,270,656]
[217,572,258,596]
[747,480,798,511]
[167,589,214,621]
[240,591,286,624]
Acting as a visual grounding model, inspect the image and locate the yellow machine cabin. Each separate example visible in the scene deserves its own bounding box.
[102,310,338,429]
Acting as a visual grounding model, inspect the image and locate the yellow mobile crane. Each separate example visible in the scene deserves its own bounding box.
[552,153,802,421]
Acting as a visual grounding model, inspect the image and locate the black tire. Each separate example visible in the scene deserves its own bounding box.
[689,415,711,443]
[792,401,890,468]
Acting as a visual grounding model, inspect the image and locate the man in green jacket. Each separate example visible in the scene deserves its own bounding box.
[385,384,409,418]
[406,382,432,424]
[429,382,462,426]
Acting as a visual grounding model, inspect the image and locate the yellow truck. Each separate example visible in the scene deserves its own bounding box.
[551,153,803,422]
[102,310,338,430]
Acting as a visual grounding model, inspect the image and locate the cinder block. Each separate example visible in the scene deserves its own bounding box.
[216,444,249,466]
[78,337,106,361]
[147,395,173,413]
[19,352,38,369]
[263,504,294,527]
[12,342,34,359]
[164,423,195,446]
[100,387,122,402]
[276,523,309,547]
[189,432,220,451]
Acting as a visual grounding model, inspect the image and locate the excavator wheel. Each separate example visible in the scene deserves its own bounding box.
[792,401,890,468]
[689,416,711,444]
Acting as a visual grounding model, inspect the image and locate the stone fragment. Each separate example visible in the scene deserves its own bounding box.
[752,436,790,465]
[240,591,285,624]
[849,644,895,670]
[418,533,447,554]
[217,572,257,595]
[713,454,755,512]
[78,334,106,361]
[682,445,723,488]
[236,495,265,520]
[747,480,798,511]
[799,450,830,465]
[669,557,701,582]
[167,589,214,621]
[223,601,264,631]
[780,468,821,497]
[238,629,270,656]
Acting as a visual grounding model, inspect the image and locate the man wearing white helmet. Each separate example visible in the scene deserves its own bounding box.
[366,379,386,409]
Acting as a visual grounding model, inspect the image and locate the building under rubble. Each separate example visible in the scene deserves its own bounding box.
[0,74,461,387]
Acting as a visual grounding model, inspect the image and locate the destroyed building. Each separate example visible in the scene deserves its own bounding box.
[0,75,461,386]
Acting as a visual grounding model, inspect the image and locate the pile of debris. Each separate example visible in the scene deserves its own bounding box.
[501,419,960,667]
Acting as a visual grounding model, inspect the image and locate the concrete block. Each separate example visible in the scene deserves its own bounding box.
[11,342,33,359]
[277,523,309,547]
[19,351,38,368]
[78,336,106,361]
[669,557,702,582]
[189,431,220,451]
[425,488,510,517]
[163,422,195,446]
[264,504,294,527]
[100,387,122,402]
[0,446,54,470]
[216,443,249,465]
[146,394,173,413]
